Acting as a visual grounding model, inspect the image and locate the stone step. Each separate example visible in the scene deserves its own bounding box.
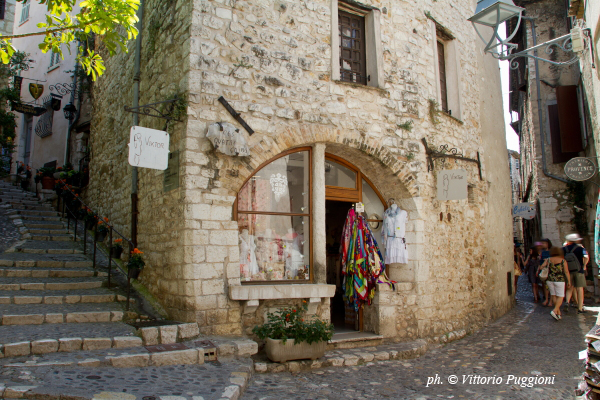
[29,234,74,241]
[0,321,137,345]
[0,253,93,268]
[0,267,104,279]
[10,240,83,254]
[0,288,128,305]
[13,215,62,222]
[23,222,65,229]
[11,210,60,217]
[0,303,127,325]
[0,277,104,291]
[327,331,384,350]
[26,228,69,235]
[7,204,51,211]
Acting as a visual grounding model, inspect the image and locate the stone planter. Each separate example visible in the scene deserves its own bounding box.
[41,176,54,190]
[265,338,327,363]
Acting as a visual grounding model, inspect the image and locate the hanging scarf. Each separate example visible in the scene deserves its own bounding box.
[595,189,600,266]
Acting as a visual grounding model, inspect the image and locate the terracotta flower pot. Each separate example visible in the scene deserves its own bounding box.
[265,338,327,363]
[110,247,123,259]
[41,176,54,190]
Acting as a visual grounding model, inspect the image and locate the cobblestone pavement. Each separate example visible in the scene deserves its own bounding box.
[0,207,20,253]
[242,276,596,400]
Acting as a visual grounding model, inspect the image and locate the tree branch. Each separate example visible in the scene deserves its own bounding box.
[0,20,100,40]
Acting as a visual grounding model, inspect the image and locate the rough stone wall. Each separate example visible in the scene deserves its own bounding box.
[516,0,581,246]
[85,0,193,320]
[0,0,15,36]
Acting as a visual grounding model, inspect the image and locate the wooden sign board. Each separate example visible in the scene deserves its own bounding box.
[128,126,170,170]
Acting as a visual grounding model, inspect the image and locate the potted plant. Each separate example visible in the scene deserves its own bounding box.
[111,238,124,259]
[37,167,56,190]
[127,248,145,279]
[252,301,334,363]
[95,218,109,242]
[83,208,96,230]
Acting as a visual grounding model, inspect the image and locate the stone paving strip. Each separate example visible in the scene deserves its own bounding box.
[0,322,137,344]
[0,267,106,279]
[0,292,131,305]
[0,302,128,325]
[0,276,105,291]
[8,240,84,255]
[0,359,254,400]
[0,252,93,267]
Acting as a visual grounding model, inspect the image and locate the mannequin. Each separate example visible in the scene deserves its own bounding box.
[382,201,408,264]
[240,229,259,279]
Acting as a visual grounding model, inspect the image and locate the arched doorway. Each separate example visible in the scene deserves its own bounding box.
[325,154,387,332]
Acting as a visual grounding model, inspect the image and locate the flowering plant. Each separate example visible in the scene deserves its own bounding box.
[112,238,123,250]
[96,217,110,234]
[127,248,145,270]
[252,301,334,344]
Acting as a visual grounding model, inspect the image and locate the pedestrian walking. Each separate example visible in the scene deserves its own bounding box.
[538,239,553,307]
[540,247,571,321]
[513,246,523,294]
[562,233,589,314]
[524,246,540,302]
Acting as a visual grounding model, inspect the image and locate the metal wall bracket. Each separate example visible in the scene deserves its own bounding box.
[124,97,181,122]
[422,138,482,180]
[218,96,254,135]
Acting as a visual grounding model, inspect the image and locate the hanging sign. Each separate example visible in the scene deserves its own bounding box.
[556,207,574,222]
[128,126,170,170]
[29,83,44,100]
[512,202,536,220]
[436,169,467,201]
[13,76,22,95]
[10,101,47,116]
[564,157,596,181]
[355,202,365,213]
[206,122,250,156]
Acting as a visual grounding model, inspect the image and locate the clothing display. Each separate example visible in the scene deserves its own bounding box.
[382,204,408,264]
[339,208,394,311]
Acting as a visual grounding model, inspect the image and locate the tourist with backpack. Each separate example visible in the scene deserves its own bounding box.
[540,247,571,321]
[562,233,589,314]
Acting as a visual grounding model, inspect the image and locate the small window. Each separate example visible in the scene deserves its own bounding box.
[437,40,448,113]
[338,10,366,85]
[237,149,312,282]
[20,0,30,23]
[49,52,61,69]
[0,0,6,20]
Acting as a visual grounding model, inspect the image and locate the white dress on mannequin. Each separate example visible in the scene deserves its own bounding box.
[382,204,408,264]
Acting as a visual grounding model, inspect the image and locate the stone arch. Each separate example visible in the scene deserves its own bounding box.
[220,125,421,202]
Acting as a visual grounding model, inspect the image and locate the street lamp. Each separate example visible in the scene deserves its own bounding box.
[63,103,77,120]
[468,0,587,68]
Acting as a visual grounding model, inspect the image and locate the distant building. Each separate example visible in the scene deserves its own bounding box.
[508,150,523,245]
[0,0,15,36]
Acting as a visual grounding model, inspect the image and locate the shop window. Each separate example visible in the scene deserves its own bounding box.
[237,149,311,282]
[20,0,29,23]
[332,0,384,88]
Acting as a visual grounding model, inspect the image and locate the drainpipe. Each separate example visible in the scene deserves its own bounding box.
[64,43,81,166]
[131,0,144,248]
[528,17,569,184]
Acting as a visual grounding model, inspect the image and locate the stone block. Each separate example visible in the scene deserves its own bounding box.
[217,343,235,357]
[82,338,112,351]
[108,354,149,368]
[342,354,359,366]
[3,386,37,398]
[255,362,267,372]
[31,339,59,354]
[20,283,44,290]
[45,313,64,324]
[65,295,81,304]
[159,325,178,344]
[2,314,44,325]
[112,336,143,349]
[356,352,374,362]
[77,358,101,367]
[80,294,115,303]
[13,296,42,305]
[374,351,390,361]
[178,323,200,340]
[111,311,124,322]
[58,338,83,352]
[150,349,199,366]
[43,296,63,304]
[329,357,344,366]
[140,327,159,345]
[4,342,30,357]
[66,311,110,323]
[0,297,10,304]
[233,339,258,356]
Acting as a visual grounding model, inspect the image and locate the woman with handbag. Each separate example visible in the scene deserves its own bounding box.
[539,247,571,321]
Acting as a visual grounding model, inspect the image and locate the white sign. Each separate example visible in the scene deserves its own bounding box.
[512,202,536,220]
[436,169,467,201]
[128,126,170,170]
[355,202,364,213]
[207,122,250,156]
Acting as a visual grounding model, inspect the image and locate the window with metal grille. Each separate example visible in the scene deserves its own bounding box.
[49,52,61,69]
[338,10,366,85]
[437,40,449,113]
[20,0,30,23]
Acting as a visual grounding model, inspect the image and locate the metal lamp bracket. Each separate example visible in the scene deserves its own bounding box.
[124,97,181,122]
[422,138,483,180]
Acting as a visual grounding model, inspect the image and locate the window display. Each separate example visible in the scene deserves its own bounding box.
[237,150,311,282]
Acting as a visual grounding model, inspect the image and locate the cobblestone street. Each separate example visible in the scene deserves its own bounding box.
[242,276,596,400]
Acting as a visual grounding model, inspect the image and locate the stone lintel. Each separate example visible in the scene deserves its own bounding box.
[229,284,335,301]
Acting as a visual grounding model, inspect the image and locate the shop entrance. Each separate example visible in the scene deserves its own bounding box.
[324,154,387,333]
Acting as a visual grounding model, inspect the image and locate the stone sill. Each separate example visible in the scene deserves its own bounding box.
[332,80,388,94]
[229,284,335,301]
[439,111,464,125]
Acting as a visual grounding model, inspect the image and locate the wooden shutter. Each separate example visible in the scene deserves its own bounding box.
[339,10,366,85]
[437,41,448,112]
[548,104,577,164]
[0,0,5,20]
[556,85,584,153]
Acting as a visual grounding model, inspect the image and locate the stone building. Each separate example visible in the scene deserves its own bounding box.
[0,0,15,36]
[508,150,523,245]
[509,0,592,252]
[86,0,514,343]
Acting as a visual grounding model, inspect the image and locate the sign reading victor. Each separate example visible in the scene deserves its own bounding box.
[206,122,250,156]
[564,157,596,181]
[513,202,536,220]
[128,126,170,170]
[436,169,467,201]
